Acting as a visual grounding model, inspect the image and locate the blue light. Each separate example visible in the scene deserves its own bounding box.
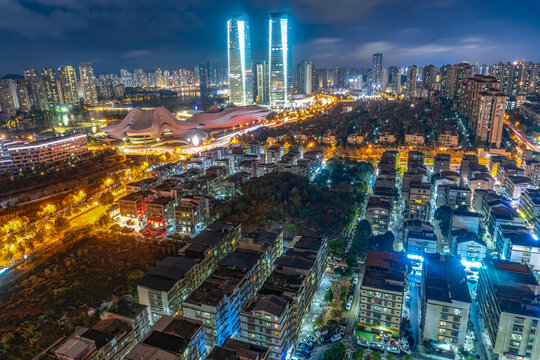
[194,105,199,110]
[407,254,424,262]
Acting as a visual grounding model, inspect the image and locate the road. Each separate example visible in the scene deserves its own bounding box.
[505,120,540,152]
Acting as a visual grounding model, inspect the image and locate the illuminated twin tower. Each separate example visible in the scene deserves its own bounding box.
[227,12,292,108]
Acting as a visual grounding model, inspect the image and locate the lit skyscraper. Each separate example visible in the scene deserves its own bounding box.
[227,13,253,105]
[58,65,79,107]
[269,12,292,108]
[296,59,313,95]
[41,67,60,109]
[254,60,269,104]
[371,53,383,93]
[24,68,47,111]
[79,63,98,106]
[120,69,133,87]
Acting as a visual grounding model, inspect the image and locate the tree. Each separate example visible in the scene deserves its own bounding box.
[98,214,111,228]
[322,342,345,360]
[54,216,70,231]
[345,255,358,269]
[324,289,334,302]
[435,205,453,237]
[370,351,382,360]
[98,192,115,206]
[354,348,364,360]
[327,319,339,333]
[350,220,371,256]
[387,355,395,360]
[404,355,413,360]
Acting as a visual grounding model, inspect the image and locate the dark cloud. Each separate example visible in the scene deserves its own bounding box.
[0,0,538,74]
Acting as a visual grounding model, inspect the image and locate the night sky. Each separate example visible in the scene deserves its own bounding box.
[0,0,539,75]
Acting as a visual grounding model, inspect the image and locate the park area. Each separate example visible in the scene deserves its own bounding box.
[0,225,176,359]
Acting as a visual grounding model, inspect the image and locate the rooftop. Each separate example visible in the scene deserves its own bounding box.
[244,294,288,317]
[424,253,471,304]
[362,251,407,293]
[482,259,540,317]
[138,257,197,292]
[207,338,269,360]
[105,300,147,319]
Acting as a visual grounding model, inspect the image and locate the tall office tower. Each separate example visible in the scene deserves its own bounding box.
[405,65,417,97]
[269,12,292,108]
[40,67,60,109]
[58,66,79,107]
[154,68,164,88]
[254,60,269,104]
[371,53,383,93]
[473,88,506,148]
[296,60,313,95]
[422,65,437,90]
[24,68,47,111]
[15,80,31,113]
[133,69,146,87]
[79,63,98,106]
[0,79,19,117]
[227,13,254,106]
[120,69,133,87]
[389,66,401,94]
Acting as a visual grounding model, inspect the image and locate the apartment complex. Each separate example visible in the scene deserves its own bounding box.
[358,251,407,337]
[137,222,241,323]
[477,259,540,360]
[239,235,327,360]
[421,254,471,346]
[124,316,206,360]
[0,133,88,174]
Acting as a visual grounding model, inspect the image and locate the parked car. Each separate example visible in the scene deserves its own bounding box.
[357,338,370,347]
[330,334,342,342]
[345,349,353,360]
[305,335,317,343]
[339,326,346,336]
[370,341,385,352]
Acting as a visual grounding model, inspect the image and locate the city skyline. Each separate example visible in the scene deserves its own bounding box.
[0,1,539,75]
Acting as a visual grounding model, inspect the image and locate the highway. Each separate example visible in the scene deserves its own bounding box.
[504,120,540,152]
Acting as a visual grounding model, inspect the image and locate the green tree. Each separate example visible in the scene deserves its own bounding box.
[345,255,358,269]
[97,214,111,228]
[324,289,334,302]
[435,205,453,237]
[322,341,345,360]
[404,355,413,360]
[98,191,115,206]
[327,319,339,333]
[54,215,70,231]
[370,351,382,360]
[387,355,395,360]
[354,348,364,360]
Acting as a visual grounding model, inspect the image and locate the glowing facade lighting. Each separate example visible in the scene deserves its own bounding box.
[227,14,253,106]
[269,12,292,109]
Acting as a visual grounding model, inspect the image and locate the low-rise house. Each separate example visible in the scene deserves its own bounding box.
[496,224,540,271]
[451,229,487,264]
[146,197,176,228]
[504,176,535,201]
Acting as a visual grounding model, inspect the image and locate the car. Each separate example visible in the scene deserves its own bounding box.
[304,335,317,343]
[345,302,352,311]
[353,277,359,285]
[370,342,385,351]
[387,344,400,354]
[357,338,370,347]
[467,278,478,285]
[294,350,309,358]
[339,326,346,336]
[405,292,411,300]
[345,349,353,360]
[297,343,311,352]
[330,334,342,342]
[400,343,411,355]
[301,339,315,348]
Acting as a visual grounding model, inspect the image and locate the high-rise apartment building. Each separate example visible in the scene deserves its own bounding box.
[406,65,418,98]
[371,53,383,93]
[227,14,253,106]
[358,251,407,337]
[79,63,98,106]
[421,254,471,347]
[478,259,540,360]
[462,75,500,129]
[24,68,47,111]
[269,12,292,109]
[120,69,133,87]
[422,65,437,90]
[0,79,19,117]
[40,67,60,109]
[133,69,146,87]
[58,65,79,107]
[389,66,401,94]
[473,88,506,148]
[254,60,269,104]
[154,68,164,88]
[15,80,31,113]
[296,59,312,95]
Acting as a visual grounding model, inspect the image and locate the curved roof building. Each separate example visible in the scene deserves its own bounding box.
[103,105,269,145]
